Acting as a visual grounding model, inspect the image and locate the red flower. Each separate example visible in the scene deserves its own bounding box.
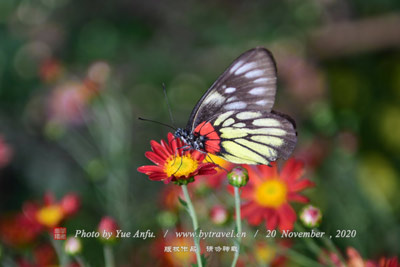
[137,133,217,184]
[0,213,41,248]
[0,135,13,168]
[23,192,80,228]
[239,158,314,231]
[379,256,399,267]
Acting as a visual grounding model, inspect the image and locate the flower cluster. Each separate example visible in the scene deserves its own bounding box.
[138,133,398,266]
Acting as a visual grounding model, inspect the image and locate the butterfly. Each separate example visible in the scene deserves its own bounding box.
[174,47,297,165]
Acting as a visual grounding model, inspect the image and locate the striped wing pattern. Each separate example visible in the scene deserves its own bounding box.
[211,110,297,165]
[187,47,277,130]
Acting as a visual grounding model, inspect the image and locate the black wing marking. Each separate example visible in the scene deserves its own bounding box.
[186,47,277,131]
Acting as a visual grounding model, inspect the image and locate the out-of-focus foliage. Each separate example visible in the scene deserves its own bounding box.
[0,0,399,265]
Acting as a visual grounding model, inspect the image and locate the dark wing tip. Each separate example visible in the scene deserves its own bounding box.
[247,47,278,75]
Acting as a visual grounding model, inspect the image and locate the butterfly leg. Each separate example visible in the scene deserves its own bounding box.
[172,145,190,166]
[172,147,192,176]
[205,154,229,173]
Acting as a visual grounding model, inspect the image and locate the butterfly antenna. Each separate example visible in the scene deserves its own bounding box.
[162,83,176,128]
[138,117,177,130]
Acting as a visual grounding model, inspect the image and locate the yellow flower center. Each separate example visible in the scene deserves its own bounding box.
[165,155,198,177]
[36,204,64,228]
[255,245,276,263]
[254,179,288,208]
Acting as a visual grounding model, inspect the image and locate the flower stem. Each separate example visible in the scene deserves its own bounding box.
[75,256,87,267]
[231,187,242,267]
[103,245,115,267]
[50,234,68,267]
[181,184,203,267]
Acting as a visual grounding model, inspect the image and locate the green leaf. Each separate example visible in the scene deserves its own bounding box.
[190,254,208,267]
[178,196,188,208]
[201,254,208,265]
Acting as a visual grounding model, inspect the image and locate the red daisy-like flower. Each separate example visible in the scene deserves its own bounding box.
[137,133,217,184]
[239,158,315,231]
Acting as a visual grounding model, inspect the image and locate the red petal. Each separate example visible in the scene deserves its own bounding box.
[247,209,263,225]
[161,139,173,155]
[290,179,315,192]
[245,165,264,185]
[265,211,278,230]
[191,150,204,161]
[281,158,304,181]
[198,168,217,176]
[258,163,278,180]
[168,135,181,157]
[277,204,296,231]
[200,162,217,169]
[149,173,168,181]
[151,140,169,159]
[241,202,256,216]
[137,165,164,175]
[288,193,309,203]
[145,151,166,166]
[240,184,255,200]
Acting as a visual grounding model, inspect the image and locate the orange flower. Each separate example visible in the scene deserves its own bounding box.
[239,158,314,231]
[138,133,217,184]
[24,192,80,228]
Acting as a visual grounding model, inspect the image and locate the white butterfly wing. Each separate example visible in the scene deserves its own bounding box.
[187,47,277,130]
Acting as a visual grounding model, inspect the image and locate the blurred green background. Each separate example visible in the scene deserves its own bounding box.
[0,0,400,265]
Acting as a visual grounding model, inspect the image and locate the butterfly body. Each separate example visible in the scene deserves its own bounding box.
[174,128,207,151]
[174,47,297,165]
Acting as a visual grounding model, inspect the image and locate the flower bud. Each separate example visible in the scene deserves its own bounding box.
[210,205,229,225]
[299,205,322,228]
[227,167,249,187]
[98,216,119,244]
[64,237,82,255]
[61,193,80,216]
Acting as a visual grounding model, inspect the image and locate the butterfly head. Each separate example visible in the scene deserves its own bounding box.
[174,128,205,151]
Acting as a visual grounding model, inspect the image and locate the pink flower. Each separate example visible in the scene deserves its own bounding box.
[0,136,13,168]
[299,205,322,227]
[98,216,119,243]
